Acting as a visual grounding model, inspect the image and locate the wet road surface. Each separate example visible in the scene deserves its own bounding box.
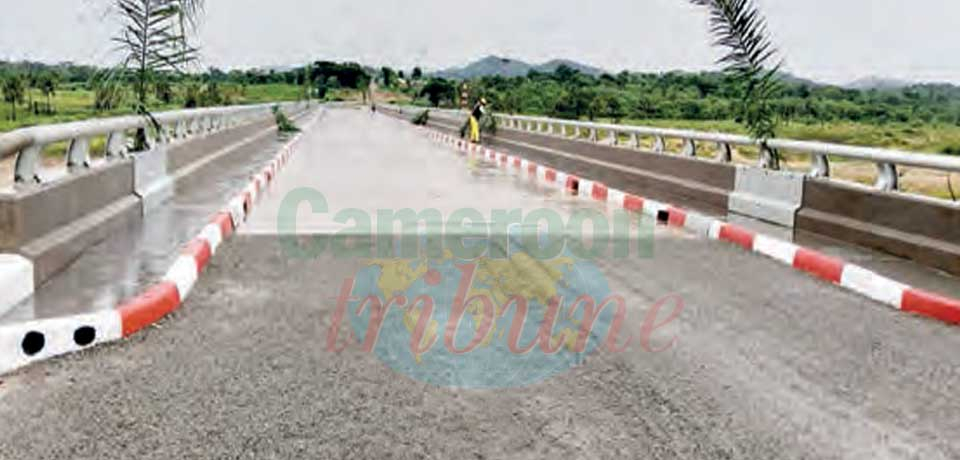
[1,109,959,459]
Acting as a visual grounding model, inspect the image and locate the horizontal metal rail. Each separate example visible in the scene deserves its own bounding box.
[387,104,960,193]
[0,101,306,185]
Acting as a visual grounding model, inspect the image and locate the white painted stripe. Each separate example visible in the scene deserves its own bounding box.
[579,179,595,198]
[199,223,224,255]
[683,213,719,238]
[555,172,568,188]
[753,235,800,265]
[606,188,626,208]
[0,310,122,375]
[245,182,259,204]
[163,255,199,301]
[840,264,908,309]
[536,165,547,183]
[708,220,724,240]
[0,255,33,317]
[521,159,530,171]
[642,199,667,218]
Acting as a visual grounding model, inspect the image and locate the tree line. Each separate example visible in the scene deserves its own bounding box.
[409,65,960,127]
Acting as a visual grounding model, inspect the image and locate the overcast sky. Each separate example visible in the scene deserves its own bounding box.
[1,0,956,85]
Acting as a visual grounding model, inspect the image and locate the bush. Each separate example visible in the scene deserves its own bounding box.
[272,105,299,133]
[412,109,429,126]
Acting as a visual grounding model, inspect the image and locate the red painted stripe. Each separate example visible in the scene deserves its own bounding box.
[592,183,609,201]
[667,207,687,227]
[546,169,557,182]
[902,289,960,324]
[793,249,844,284]
[718,224,756,251]
[624,195,644,211]
[118,282,181,337]
[183,238,212,273]
[514,158,522,168]
[500,154,508,164]
[528,163,538,176]
[213,212,234,239]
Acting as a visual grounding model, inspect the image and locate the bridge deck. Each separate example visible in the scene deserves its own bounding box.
[1,108,960,458]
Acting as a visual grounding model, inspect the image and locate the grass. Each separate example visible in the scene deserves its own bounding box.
[0,83,310,134]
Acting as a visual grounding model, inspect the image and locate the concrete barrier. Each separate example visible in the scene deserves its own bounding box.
[728,166,805,227]
[424,115,736,216]
[389,107,960,277]
[0,254,33,317]
[0,160,141,284]
[797,179,960,276]
[133,145,175,214]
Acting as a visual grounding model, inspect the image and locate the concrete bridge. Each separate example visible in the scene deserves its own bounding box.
[0,104,959,458]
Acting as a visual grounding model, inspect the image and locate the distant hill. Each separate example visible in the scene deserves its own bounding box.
[433,56,607,79]
[845,76,913,90]
[535,59,605,76]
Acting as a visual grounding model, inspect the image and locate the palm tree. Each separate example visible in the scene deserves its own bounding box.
[689,0,784,168]
[40,73,58,114]
[113,0,204,149]
[2,74,25,121]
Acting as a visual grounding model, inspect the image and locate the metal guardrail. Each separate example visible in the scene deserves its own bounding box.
[0,101,306,185]
[386,104,960,193]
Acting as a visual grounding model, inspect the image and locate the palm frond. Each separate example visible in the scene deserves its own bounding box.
[690,0,784,166]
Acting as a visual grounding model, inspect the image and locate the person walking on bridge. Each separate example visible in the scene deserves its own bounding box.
[469,98,488,144]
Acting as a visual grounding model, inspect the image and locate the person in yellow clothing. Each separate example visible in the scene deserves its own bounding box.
[468,98,487,143]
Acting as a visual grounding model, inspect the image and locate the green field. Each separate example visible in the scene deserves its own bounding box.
[0,83,310,133]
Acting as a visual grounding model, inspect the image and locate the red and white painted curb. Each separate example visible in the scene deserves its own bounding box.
[424,129,960,327]
[0,117,314,375]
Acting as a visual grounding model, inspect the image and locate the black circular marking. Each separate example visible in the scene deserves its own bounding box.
[656,210,670,224]
[21,331,45,356]
[74,326,96,347]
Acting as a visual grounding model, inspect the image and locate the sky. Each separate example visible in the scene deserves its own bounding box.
[0,0,957,85]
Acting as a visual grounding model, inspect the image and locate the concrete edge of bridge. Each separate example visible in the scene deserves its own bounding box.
[0,111,320,376]
[409,120,960,329]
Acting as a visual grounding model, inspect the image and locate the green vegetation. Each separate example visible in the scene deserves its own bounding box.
[411,109,429,126]
[0,61,369,133]
[273,105,299,133]
[394,68,960,154]
[690,0,784,167]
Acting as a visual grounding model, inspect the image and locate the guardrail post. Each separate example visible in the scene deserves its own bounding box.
[682,139,697,157]
[760,145,780,169]
[653,136,665,153]
[14,145,43,184]
[175,120,187,139]
[106,131,127,158]
[189,117,200,135]
[589,128,598,142]
[875,163,899,191]
[66,137,91,170]
[629,132,639,149]
[609,131,618,145]
[716,143,732,162]
[810,154,830,178]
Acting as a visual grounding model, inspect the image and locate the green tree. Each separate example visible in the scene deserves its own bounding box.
[412,67,423,80]
[2,74,25,121]
[39,72,58,114]
[689,0,784,167]
[419,78,456,107]
[381,67,397,87]
[113,0,203,149]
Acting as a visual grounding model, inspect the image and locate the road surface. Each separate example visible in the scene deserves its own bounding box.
[1,108,959,459]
